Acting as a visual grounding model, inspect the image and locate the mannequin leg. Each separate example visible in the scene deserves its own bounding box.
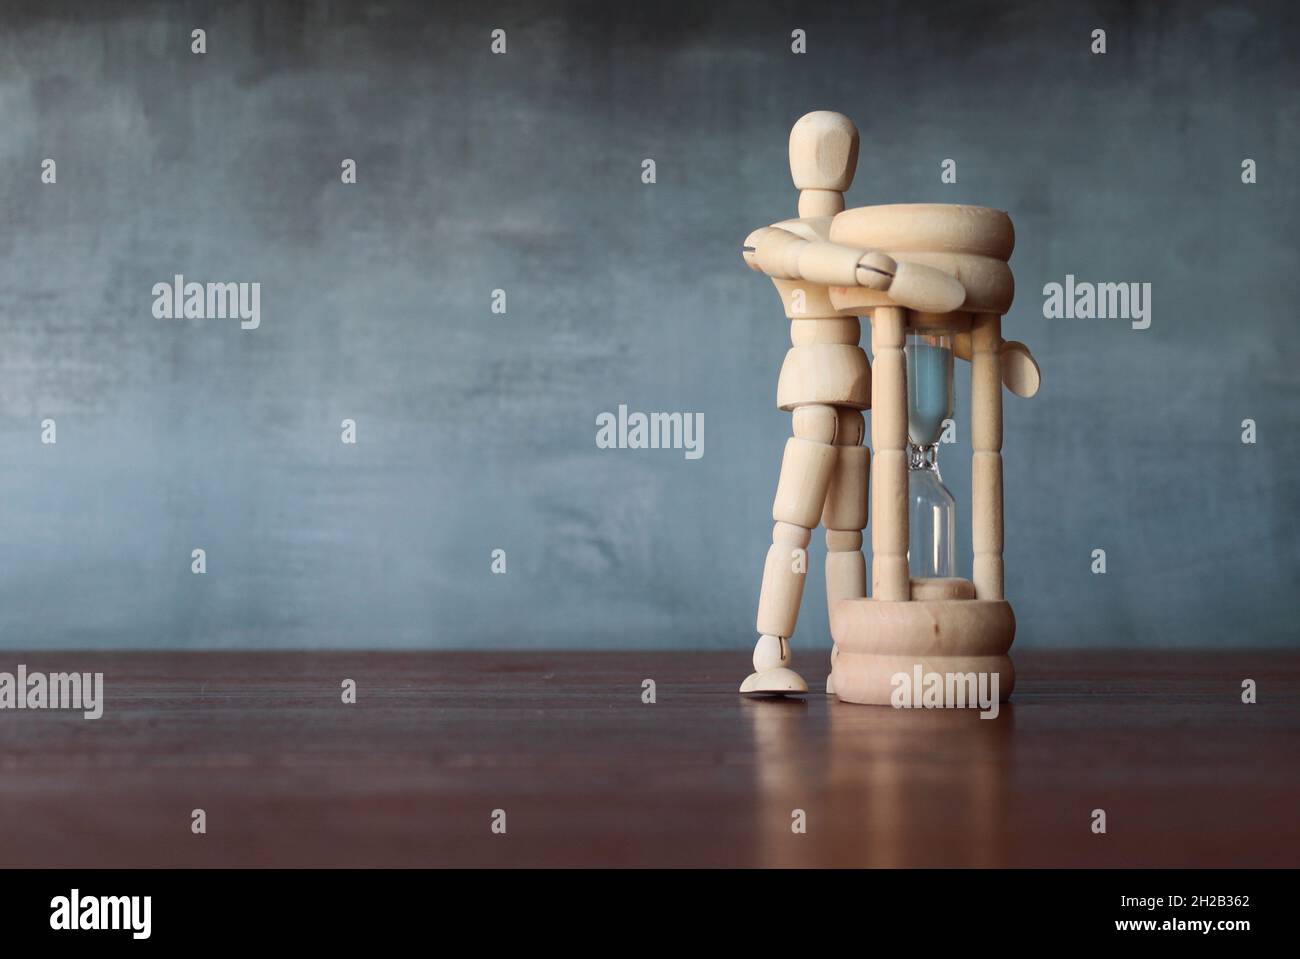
[822,407,869,695]
[741,404,838,695]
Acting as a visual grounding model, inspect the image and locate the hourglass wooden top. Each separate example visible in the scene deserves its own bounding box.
[832,204,1015,258]
[828,204,1016,315]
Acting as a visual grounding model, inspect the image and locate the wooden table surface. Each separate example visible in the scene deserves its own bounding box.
[0,650,1296,868]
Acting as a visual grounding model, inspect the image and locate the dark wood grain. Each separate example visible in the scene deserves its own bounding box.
[0,650,1296,868]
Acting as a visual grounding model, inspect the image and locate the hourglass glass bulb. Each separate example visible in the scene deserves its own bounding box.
[906,332,957,579]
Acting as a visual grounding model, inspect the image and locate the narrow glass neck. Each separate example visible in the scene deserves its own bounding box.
[908,442,943,478]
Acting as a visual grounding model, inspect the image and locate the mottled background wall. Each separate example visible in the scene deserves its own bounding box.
[1,0,1296,651]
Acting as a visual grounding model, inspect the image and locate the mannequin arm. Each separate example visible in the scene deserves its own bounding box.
[953,333,1041,398]
[741,226,966,314]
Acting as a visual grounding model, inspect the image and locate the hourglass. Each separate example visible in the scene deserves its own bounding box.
[824,202,1041,706]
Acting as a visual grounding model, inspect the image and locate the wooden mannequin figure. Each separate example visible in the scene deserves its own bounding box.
[740,111,1040,698]
[740,112,966,695]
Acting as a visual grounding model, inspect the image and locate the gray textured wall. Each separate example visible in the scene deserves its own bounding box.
[1,0,1297,650]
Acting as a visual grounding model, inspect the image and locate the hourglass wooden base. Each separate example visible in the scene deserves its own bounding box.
[829,582,1016,706]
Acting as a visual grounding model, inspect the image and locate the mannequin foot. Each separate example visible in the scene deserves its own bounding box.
[742,634,806,695]
[740,666,809,696]
[826,644,839,695]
